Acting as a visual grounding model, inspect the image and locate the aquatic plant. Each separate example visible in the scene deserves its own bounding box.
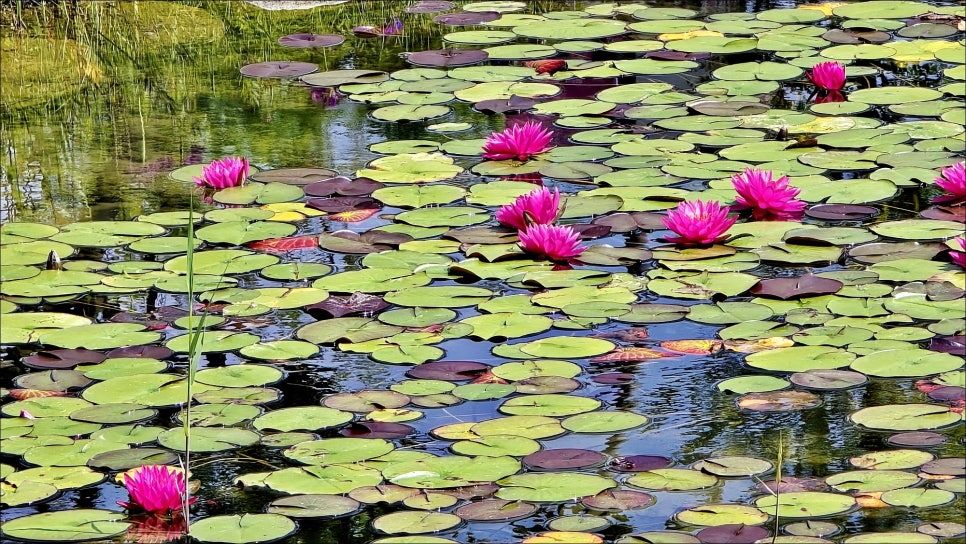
[949,236,966,268]
[933,161,965,204]
[731,167,807,220]
[806,61,846,91]
[193,157,250,190]
[496,187,560,230]
[309,87,341,108]
[518,223,584,262]
[662,200,736,246]
[482,121,553,162]
[118,465,195,516]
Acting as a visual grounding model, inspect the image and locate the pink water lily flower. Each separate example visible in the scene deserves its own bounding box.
[496,187,560,230]
[118,465,196,516]
[949,236,966,268]
[482,121,553,162]
[807,61,846,91]
[933,161,965,204]
[731,167,807,220]
[193,157,249,189]
[518,224,585,262]
[662,200,737,246]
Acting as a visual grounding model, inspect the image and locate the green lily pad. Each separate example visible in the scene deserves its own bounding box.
[496,472,616,502]
[195,221,296,245]
[165,331,260,354]
[213,182,304,205]
[0,510,130,542]
[39,323,160,350]
[561,411,649,433]
[675,504,769,526]
[190,514,297,544]
[850,404,962,431]
[157,426,260,452]
[384,455,521,488]
[756,492,856,518]
[626,469,718,491]
[746,346,856,372]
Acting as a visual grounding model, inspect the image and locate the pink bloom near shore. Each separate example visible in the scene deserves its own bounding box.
[807,61,846,91]
[193,157,249,189]
[118,465,196,516]
[663,200,737,246]
[518,223,584,262]
[933,161,965,204]
[496,187,560,230]
[482,121,553,162]
[732,167,807,220]
[950,236,966,268]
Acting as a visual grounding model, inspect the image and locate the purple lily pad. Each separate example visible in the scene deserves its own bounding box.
[930,335,965,355]
[433,11,501,25]
[278,33,344,48]
[921,457,966,476]
[439,483,499,500]
[571,223,612,239]
[405,361,490,381]
[339,421,414,439]
[107,345,173,360]
[806,204,878,220]
[305,293,389,319]
[592,373,635,385]
[240,61,318,78]
[580,489,655,511]
[318,231,412,254]
[306,196,380,213]
[927,386,966,402]
[250,167,339,186]
[750,273,843,300]
[696,524,769,544]
[454,499,536,522]
[304,176,384,197]
[22,349,106,369]
[886,431,948,448]
[805,204,879,221]
[474,95,539,114]
[822,28,891,44]
[523,448,606,471]
[406,48,489,67]
[606,455,673,473]
[849,241,945,263]
[406,0,455,13]
[921,205,966,222]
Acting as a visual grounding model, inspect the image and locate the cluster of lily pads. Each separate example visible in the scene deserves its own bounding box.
[2,0,965,543]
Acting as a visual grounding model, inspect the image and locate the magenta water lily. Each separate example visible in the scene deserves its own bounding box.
[663,200,737,246]
[482,121,553,162]
[193,156,249,190]
[732,167,807,220]
[118,464,196,517]
[496,187,560,230]
[807,61,846,91]
[518,223,584,262]
[950,236,966,268]
[933,161,965,204]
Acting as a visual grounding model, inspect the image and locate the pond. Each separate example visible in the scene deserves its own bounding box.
[0,0,964,543]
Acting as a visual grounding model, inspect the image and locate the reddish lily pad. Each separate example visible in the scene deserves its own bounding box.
[304,176,384,197]
[695,524,769,544]
[405,361,490,381]
[278,33,344,48]
[339,421,414,439]
[523,449,607,471]
[751,274,843,299]
[22,349,106,369]
[406,49,489,67]
[790,369,868,390]
[886,431,948,448]
[454,499,536,522]
[607,455,673,473]
[319,231,412,254]
[806,204,879,220]
[433,12,501,25]
[474,95,539,114]
[737,390,823,411]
